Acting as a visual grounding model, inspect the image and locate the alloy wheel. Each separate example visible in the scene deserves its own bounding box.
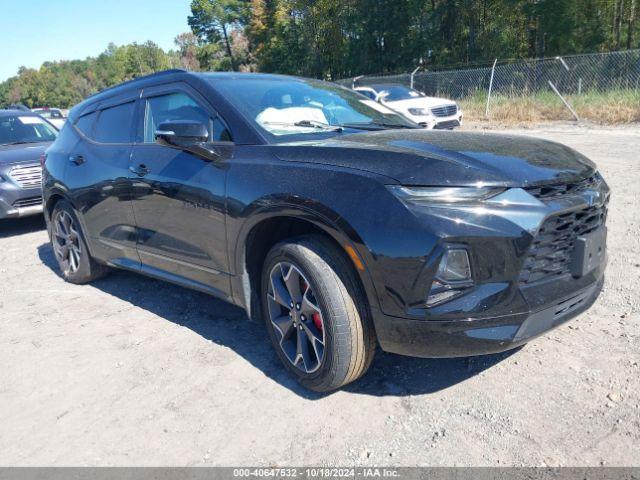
[267,262,326,374]
[52,210,82,275]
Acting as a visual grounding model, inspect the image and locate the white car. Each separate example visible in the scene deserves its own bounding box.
[353,84,462,129]
[31,108,66,130]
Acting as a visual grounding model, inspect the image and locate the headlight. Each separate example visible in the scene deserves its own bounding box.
[407,108,432,116]
[388,185,505,204]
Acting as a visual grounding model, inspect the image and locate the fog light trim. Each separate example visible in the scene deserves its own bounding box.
[427,248,473,307]
[436,248,472,284]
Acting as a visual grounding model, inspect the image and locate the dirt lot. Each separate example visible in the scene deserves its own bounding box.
[0,124,639,467]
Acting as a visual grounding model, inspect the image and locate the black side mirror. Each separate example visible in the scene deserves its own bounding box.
[155,120,229,161]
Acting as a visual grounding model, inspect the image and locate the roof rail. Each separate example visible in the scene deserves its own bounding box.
[84,69,188,101]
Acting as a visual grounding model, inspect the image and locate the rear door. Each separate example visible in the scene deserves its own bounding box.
[129,82,233,298]
[65,93,139,266]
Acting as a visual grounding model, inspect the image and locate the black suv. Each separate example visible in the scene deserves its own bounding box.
[43,70,609,391]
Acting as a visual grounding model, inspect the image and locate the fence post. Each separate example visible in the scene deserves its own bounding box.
[485,58,498,118]
[548,80,580,121]
[556,56,570,71]
[410,65,421,89]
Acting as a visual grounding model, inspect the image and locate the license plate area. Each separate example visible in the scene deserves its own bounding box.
[571,226,607,277]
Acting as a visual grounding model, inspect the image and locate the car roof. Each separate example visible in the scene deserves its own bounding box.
[364,83,409,91]
[83,70,309,103]
[0,109,39,118]
[69,69,340,122]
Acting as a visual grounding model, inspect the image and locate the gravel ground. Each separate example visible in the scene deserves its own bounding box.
[0,124,639,467]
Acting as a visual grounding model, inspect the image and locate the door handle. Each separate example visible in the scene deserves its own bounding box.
[68,154,85,165]
[129,164,150,177]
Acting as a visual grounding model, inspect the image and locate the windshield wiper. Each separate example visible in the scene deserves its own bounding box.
[263,120,343,132]
[369,122,419,129]
[339,122,418,131]
[1,141,37,146]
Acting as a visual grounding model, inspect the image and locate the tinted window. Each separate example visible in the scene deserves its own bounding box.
[212,117,232,142]
[75,111,98,138]
[375,85,424,101]
[0,115,57,145]
[357,90,376,100]
[144,92,207,143]
[94,102,135,143]
[209,77,414,139]
[36,110,63,119]
[144,92,231,143]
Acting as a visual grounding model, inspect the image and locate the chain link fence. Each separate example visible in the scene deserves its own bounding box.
[338,49,640,122]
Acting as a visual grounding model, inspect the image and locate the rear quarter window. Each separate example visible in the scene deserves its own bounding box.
[75,111,98,138]
[52,122,77,147]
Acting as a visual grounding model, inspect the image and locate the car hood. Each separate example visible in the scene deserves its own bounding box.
[384,97,456,110]
[273,130,595,187]
[0,143,51,166]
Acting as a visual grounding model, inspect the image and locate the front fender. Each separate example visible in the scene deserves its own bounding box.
[230,198,382,317]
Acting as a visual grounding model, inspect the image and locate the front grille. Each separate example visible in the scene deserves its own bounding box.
[8,164,42,189]
[519,204,608,284]
[525,173,601,200]
[13,196,43,208]
[433,120,461,130]
[431,104,458,117]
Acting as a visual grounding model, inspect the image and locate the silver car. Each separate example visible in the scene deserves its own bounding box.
[0,110,57,219]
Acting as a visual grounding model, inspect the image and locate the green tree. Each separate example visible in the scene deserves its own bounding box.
[188,0,250,71]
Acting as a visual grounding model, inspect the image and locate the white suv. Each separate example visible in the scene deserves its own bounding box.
[354,84,462,129]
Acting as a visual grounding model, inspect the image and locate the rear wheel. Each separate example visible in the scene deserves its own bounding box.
[261,235,376,392]
[50,200,108,284]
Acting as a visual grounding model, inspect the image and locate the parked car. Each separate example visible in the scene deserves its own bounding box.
[6,103,31,112]
[354,84,462,129]
[43,70,609,391]
[0,110,58,219]
[32,107,67,129]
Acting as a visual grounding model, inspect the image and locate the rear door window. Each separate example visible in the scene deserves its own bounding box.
[94,102,135,144]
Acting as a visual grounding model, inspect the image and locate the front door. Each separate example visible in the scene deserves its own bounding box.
[129,86,233,298]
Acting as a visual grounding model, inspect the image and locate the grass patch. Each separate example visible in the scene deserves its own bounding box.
[459,89,640,124]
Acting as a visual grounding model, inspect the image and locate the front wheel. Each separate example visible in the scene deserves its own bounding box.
[261,235,376,392]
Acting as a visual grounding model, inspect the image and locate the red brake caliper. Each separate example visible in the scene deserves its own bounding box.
[312,313,323,331]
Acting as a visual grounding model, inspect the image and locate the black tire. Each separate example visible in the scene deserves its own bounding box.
[49,200,109,284]
[261,235,376,392]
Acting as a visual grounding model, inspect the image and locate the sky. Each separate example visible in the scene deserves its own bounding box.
[1,0,192,81]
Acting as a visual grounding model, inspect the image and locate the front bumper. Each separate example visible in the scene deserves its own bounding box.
[0,179,43,220]
[364,177,609,358]
[373,271,603,358]
[408,113,463,129]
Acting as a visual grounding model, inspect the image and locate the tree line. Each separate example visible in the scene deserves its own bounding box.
[2,0,638,109]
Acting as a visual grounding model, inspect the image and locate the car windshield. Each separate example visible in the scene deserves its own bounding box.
[209,76,417,140]
[0,115,58,145]
[374,85,425,102]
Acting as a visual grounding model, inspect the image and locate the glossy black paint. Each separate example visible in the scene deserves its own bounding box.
[42,70,608,358]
